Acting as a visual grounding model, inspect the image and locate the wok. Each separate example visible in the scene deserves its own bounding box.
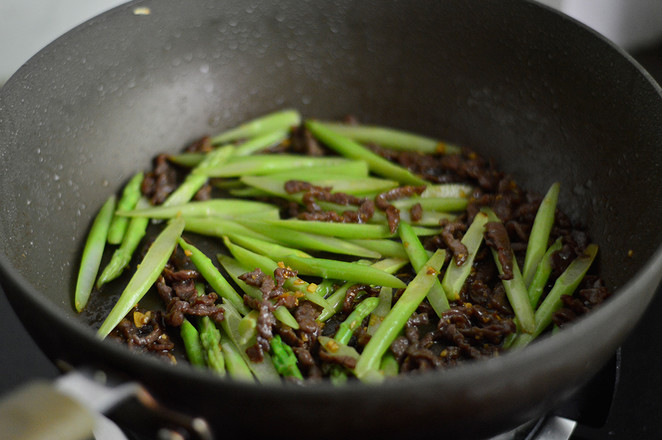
[1,0,662,438]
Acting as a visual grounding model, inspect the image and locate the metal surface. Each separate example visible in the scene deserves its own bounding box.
[1,1,662,439]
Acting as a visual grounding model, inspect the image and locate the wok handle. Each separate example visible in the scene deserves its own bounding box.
[0,380,96,440]
[0,370,214,440]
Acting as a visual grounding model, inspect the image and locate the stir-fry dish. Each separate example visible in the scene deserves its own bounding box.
[75,110,609,383]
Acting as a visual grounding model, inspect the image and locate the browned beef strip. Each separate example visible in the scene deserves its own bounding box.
[318,349,357,369]
[484,221,514,280]
[441,221,469,265]
[109,308,175,360]
[142,153,178,205]
[410,202,423,222]
[184,135,213,153]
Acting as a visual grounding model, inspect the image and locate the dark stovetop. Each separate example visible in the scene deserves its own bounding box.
[2,44,662,440]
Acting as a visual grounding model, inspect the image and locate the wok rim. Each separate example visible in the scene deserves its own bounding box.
[0,0,661,414]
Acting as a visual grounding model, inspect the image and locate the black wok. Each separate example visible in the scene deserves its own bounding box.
[1,0,662,438]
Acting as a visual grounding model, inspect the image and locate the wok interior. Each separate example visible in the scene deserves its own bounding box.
[1,0,662,437]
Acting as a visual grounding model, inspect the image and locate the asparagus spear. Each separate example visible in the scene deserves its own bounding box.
[218,327,254,381]
[180,319,205,367]
[241,174,399,196]
[177,238,248,315]
[211,109,301,145]
[107,172,144,244]
[75,195,116,312]
[441,211,489,301]
[314,121,462,155]
[366,287,394,336]
[270,335,304,380]
[511,244,599,348]
[263,219,439,239]
[216,254,301,330]
[96,198,151,288]
[305,120,428,186]
[233,129,290,156]
[333,297,380,344]
[117,199,280,220]
[482,208,536,334]
[355,250,446,380]
[421,183,473,199]
[399,221,450,316]
[162,145,234,207]
[280,254,407,289]
[97,218,185,338]
[198,316,225,375]
[528,237,563,308]
[203,155,352,178]
[219,299,280,383]
[522,182,560,287]
[222,237,331,311]
[234,218,381,258]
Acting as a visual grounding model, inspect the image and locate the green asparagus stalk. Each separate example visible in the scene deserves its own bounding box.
[528,237,563,308]
[180,319,205,367]
[334,297,380,344]
[75,195,116,312]
[421,183,473,199]
[355,249,446,380]
[399,221,450,316]
[441,211,489,301]
[511,244,599,348]
[96,198,151,288]
[117,199,280,221]
[219,299,280,383]
[280,254,407,289]
[198,316,225,375]
[314,121,462,155]
[107,172,144,244]
[177,238,248,315]
[263,219,439,239]
[97,218,185,338]
[482,208,536,333]
[233,129,290,156]
[218,327,255,381]
[379,352,400,377]
[183,217,276,243]
[162,145,234,207]
[346,239,408,259]
[270,335,304,380]
[305,120,428,186]
[203,155,352,178]
[262,160,369,180]
[211,109,301,145]
[216,254,301,330]
[241,174,399,197]
[316,258,399,323]
[228,233,313,259]
[235,218,381,258]
[522,182,560,287]
[366,287,394,336]
[391,196,468,212]
[222,237,331,311]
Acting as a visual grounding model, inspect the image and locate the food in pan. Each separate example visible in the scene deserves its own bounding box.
[75,109,608,383]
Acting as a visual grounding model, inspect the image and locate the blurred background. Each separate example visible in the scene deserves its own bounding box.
[2,0,662,83]
[1,1,662,439]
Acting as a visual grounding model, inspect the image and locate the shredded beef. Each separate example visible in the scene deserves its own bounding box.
[410,202,423,222]
[141,154,179,205]
[109,308,175,361]
[484,221,514,280]
[441,221,469,265]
